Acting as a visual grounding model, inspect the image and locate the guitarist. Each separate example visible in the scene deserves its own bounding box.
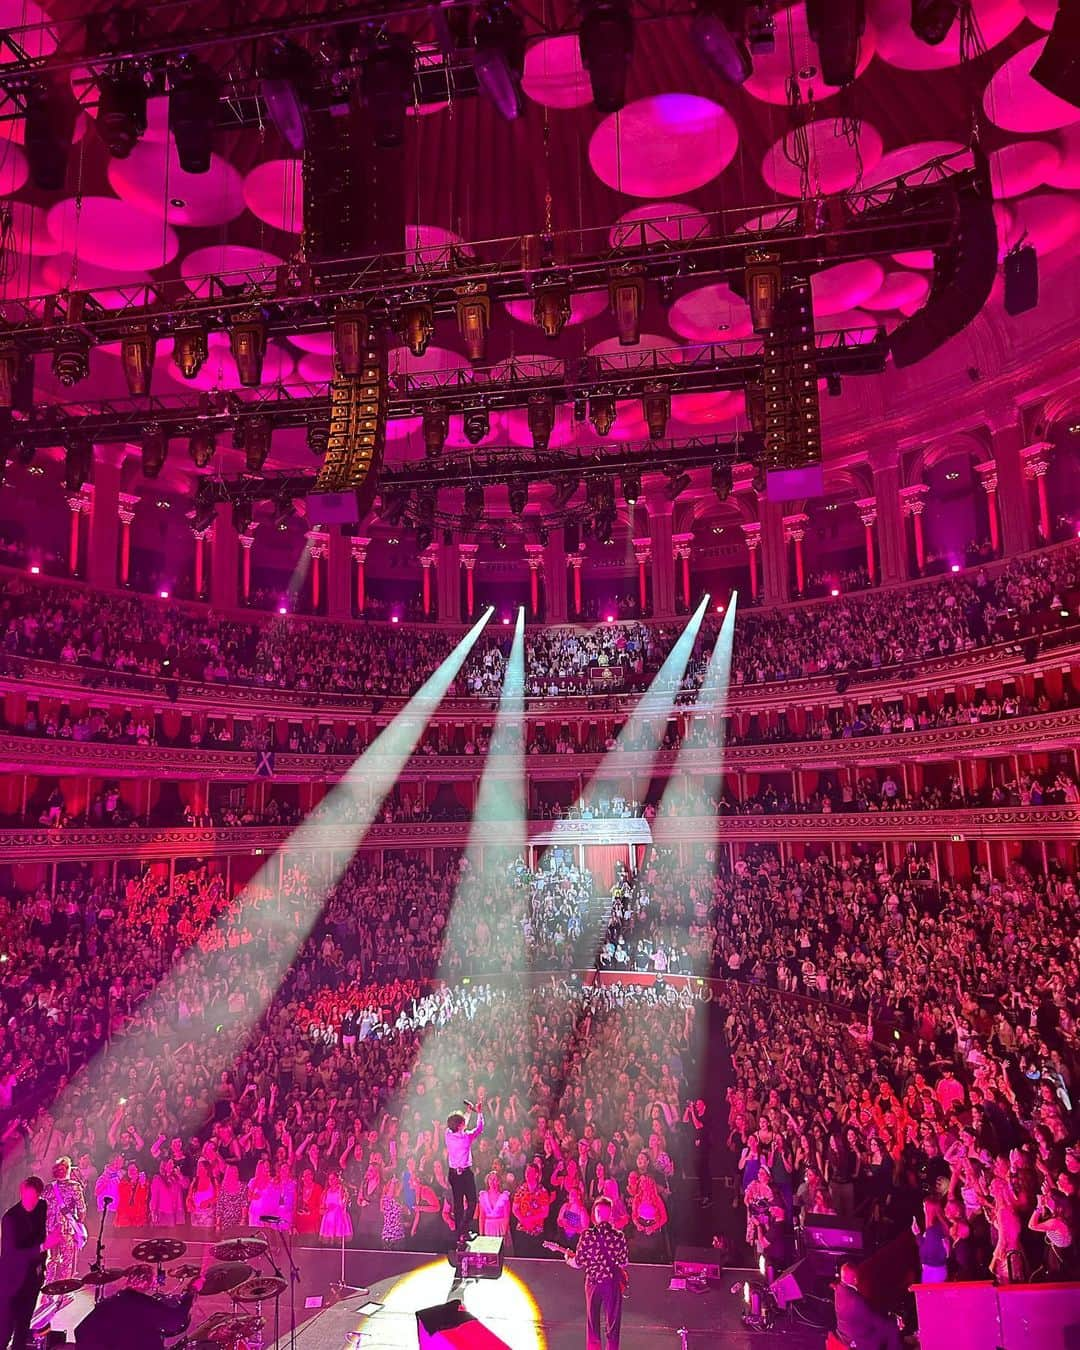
[559,1197,628,1350]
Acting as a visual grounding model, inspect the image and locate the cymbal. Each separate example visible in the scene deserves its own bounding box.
[232,1275,286,1303]
[169,1263,203,1280]
[198,1262,253,1296]
[192,1313,265,1344]
[40,1277,83,1296]
[81,1267,129,1285]
[131,1237,188,1264]
[209,1237,268,1262]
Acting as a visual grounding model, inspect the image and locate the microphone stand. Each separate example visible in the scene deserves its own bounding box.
[277,1225,304,1350]
[259,1227,285,1350]
[331,1230,369,1303]
[89,1198,111,1304]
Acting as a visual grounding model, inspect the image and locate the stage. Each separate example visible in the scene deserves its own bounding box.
[37,1238,826,1348]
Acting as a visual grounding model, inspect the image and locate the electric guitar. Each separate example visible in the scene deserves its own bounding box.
[542,1241,629,1294]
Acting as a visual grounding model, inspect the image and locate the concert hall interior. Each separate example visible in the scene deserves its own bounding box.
[0,1,1078,1348]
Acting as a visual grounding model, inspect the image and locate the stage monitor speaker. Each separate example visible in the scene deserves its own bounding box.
[1004,244,1038,315]
[416,1300,512,1349]
[448,1235,504,1280]
[803,1213,865,1253]
[889,161,996,369]
[770,1251,840,1309]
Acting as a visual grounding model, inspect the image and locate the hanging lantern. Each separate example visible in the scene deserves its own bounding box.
[229,309,268,387]
[173,324,210,380]
[120,326,156,396]
[400,302,434,357]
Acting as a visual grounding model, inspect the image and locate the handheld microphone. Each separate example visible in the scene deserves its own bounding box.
[463,1099,477,1112]
[102,1196,114,1207]
[260,1215,282,1224]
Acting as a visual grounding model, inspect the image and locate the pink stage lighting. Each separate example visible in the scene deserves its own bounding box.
[502,616,510,625]
[830,587,840,597]
[278,604,288,615]
[951,563,961,573]
[606,614,615,623]
[391,614,400,624]
[29,564,40,575]
[159,589,170,600]
[716,603,725,613]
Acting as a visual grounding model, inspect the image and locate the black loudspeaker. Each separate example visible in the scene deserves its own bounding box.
[1030,0,1080,110]
[1004,244,1038,316]
[805,0,866,86]
[416,1300,512,1349]
[890,159,997,368]
[803,1213,865,1253]
[769,1251,840,1309]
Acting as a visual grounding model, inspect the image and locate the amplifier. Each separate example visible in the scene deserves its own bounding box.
[803,1213,865,1253]
[447,1235,504,1280]
[673,1245,724,1280]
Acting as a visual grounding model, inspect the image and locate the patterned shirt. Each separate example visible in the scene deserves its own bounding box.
[575,1222,628,1285]
[512,1182,552,1233]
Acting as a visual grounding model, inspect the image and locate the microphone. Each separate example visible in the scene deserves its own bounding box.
[102,1196,114,1207]
[463,1100,477,1112]
[260,1215,282,1224]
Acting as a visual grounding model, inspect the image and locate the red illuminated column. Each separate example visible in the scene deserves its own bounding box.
[117,493,139,586]
[1023,452,1051,542]
[306,529,328,610]
[569,550,584,617]
[66,488,91,576]
[525,544,543,618]
[741,522,761,601]
[672,532,694,609]
[900,485,928,573]
[421,551,435,616]
[460,543,478,618]
[783,513,808,595]
[857,500,877,583]
[193,525,213,597]
[352,537,370,615]
[239,525,257,603]
[976,463,1000,553]
[633,538,651,614]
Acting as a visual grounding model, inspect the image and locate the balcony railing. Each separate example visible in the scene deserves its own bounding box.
[2,806,1077,862]
[0,708,1076,782]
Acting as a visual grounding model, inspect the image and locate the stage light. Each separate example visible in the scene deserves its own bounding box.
[233,499,253,535]
[950,562,960,573]
[240,416,272,474]
[332,304,369,377]
[422,405,449,457]
[96,65,148,158]
[502,615,511,625]
[747,2,774,51]
[30,565,40,575]
[830,586,840,596]
[805,0,866,87]
[621,469,641,505]
[192,488,216,533]
[528,395,555,450]
[580,0,634,112]
[606,613,615,622]
[52,333,91,387]
[589,395,616,437]
[120,327,156,396]
[141,425,168,479]
[509,482,528,516]
[826,372,842,397]
[24,80,78,190]
[416,523,433,552]
[644,386,670,440]
[169,59,219,174]
[464,483,484,520]
[63,438,92,492]
[534,286,571,337]
[260,40,311,152]
[0,344,21,409]
[457,290,491,360]
[401,303,435,357]
[278,603,288,615]
[463,407,490,444]
[609,271,645,345]
[745,250,782,333]
[159,588,170,599]
[363,36,414,148]
[666,470,690,500]
[473,1,526,121]
[910,0,960,44]
[1031,2,1080,110]
[391,612,400,622]
[712,463,732,501]
[188,429,216,468]
[229,310,268,387]
[553,474,580,508]
[380,489,409,527]
[173,325,210,381]
[691,0,752,84]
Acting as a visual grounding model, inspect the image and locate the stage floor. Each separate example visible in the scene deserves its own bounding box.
[38,1238,825,1349]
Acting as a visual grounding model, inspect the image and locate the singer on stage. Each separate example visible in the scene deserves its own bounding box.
[444,1092,484,1246]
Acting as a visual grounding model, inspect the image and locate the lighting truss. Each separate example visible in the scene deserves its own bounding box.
[3,329,883,450]
[0,159,967,356]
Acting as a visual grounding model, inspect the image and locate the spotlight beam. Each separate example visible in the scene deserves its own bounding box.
[51,607,494,1130]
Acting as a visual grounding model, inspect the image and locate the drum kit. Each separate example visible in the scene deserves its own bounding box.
[40,1234,288,1350]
